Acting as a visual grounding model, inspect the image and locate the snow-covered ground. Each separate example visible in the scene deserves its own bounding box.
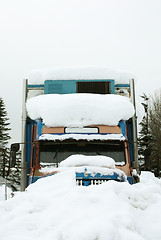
[0,171,161,240]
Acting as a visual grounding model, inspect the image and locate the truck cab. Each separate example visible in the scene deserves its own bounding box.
[13,67,139,190]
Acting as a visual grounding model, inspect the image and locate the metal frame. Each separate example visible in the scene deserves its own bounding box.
[130,79,139,172]
[21,79,28,191]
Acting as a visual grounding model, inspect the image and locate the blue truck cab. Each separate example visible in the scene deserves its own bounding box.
[12,67,139,190]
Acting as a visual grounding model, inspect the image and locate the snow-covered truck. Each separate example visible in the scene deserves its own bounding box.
[11,67,140,191]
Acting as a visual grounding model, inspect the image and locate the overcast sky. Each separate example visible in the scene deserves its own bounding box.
[0,0,161,143]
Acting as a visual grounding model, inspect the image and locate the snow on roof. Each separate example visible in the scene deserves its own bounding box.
[39,133,125,141]
[59,155,115,168]
[27,66,135,84]
[26,94,135,127]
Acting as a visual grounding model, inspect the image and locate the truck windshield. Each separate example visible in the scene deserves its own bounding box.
[39,141,126,166]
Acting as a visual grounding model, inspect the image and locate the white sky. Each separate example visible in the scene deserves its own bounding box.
[0,0,161,143]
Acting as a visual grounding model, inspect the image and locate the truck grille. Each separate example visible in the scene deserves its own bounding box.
[76,179,108,186]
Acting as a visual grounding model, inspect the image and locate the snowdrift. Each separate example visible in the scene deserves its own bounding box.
[0,171,161,240]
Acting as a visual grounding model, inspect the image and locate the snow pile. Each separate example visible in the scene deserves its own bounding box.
[0,171,161,240]
[59,154,115,168]
[28,66,135,84]
[26,94,134,127]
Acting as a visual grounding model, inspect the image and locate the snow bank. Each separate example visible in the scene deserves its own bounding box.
[26,94,134,127]
[28,66,135,84]
[59,154,115,168]
[0,171,161,240]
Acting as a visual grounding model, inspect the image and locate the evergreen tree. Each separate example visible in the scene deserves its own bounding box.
[138,93,152,170]
[0,98,21,190]
[6,151,21,190]
[0,98,11,181]
[149,90,161,177]
[138,90,161,177]
[0,98,11,147]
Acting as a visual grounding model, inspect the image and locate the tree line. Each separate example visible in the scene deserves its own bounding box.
[138,90,161,177]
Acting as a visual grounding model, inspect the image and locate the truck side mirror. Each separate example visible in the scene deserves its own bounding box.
[11,143,20,152]
[10,143,20,167]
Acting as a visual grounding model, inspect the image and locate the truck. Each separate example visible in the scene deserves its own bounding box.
[11,67,139,191]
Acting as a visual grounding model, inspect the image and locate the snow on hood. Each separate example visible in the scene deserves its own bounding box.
[1,171,161,240]
[59,154,115,168]
[39,155,125,178]
[26,94,135,127]
[27,66,135,84]
[40,165,126,178]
